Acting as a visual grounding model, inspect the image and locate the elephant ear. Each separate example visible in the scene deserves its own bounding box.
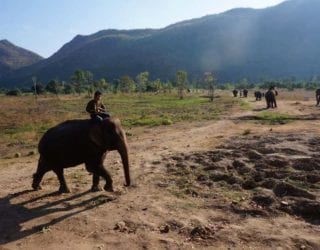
[89,124,105,148]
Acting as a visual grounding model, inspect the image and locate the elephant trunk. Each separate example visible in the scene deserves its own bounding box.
[118,139,130,186]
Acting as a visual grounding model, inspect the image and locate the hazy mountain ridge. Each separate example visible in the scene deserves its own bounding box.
[0,40,43,78]
[2,0,320,87]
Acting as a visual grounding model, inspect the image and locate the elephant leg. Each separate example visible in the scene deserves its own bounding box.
[95,165,113,192]
[53,168,70,193]
[32,157,50,190]
[273,99,277,108]
[85,162,102,192]
[91,173,103,192]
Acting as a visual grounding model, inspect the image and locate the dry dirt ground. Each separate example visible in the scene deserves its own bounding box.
[0,94,320,250]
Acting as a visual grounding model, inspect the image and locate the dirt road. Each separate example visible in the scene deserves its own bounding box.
[0,97,319,249]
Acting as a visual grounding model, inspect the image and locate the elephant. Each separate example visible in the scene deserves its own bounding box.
[32,117,130,193]
[243,89,248,98]
[316,88,320,106]
[265,87,277,109]
[254,91,262,101]
[232,89,238,97]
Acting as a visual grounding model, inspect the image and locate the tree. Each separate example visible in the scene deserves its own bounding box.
[136,71,149,94]
[71,69,85,84]
[95,78,110,92]
[71,69,84,94]
[31,83,45,94]
[162,81,173,93]
[237,78,249,89]
[64,83,76,94]
[153,78,162,93]
[119,75,135,93]
[6,88,21,96]
[32,76,37,99]
[176,70,188,99]
[112,79,120,93]
[84,70,94,85]
[46,80,63,95]
[204,72,216,101]
[70,69,92,94]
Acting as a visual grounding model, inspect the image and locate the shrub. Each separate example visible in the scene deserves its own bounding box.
[6,88,21,96]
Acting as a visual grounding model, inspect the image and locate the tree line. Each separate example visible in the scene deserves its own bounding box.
[2,70,320,97]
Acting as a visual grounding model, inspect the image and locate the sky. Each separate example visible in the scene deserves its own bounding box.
[0,0,285,58]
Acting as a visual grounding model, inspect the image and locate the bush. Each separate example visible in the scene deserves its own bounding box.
[6,89,21,96]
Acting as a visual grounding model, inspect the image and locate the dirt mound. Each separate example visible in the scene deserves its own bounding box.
[163,133,320,223]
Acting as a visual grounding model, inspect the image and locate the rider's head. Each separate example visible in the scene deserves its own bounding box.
[94,90,102,101]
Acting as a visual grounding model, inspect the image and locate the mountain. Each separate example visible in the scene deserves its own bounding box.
[0,40,43,79]
[1,0,320,87]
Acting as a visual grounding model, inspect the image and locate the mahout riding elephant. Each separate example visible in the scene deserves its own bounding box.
[265,87,277,108]
[32,117,130,193]
[316,88,320,106]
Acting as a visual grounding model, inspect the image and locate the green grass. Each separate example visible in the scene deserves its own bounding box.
[256,111,293,124]
[0,92,244,158]
[239,99,252,110]
[99,93,230,127]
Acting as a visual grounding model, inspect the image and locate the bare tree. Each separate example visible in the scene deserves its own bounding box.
[32,76,37,99]
[204,72,216,102]
[176,70,188,99]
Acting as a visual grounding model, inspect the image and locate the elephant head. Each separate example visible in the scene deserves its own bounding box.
[89,118,131,186]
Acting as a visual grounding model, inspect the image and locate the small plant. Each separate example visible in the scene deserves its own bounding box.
[243,129,251,135]
[14,152,21,158]
[40,226,51,234]
[162,118,173,125]
[27,150,36,156]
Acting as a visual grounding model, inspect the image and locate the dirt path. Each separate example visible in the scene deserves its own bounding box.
[0,97,320,249]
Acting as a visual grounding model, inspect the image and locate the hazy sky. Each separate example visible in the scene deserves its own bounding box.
[0,0,285,57]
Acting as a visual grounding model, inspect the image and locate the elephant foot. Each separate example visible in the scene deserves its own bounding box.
[104,184,114,192]
[58,186,71,193]
[91,185,103,192]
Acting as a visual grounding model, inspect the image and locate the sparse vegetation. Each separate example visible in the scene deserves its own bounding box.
[0,91,241,158]
[256,112,292,124]
[242,129,251,135]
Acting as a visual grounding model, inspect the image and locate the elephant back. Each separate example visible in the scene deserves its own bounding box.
[265,90,275,99]
[38,119,92,158]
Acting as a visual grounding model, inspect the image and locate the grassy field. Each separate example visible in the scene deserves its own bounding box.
[0,91,246,158]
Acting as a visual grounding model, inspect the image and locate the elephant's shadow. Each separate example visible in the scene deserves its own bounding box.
[0,189,114,244]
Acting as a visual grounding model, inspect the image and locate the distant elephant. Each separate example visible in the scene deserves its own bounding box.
[316,88,320,106]
[243,89,248,98]
[265,87,277,108]
[254,91,262,101]
[32,118,130,193]
[232,89,238,97]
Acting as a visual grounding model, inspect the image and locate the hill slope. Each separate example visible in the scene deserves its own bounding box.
[0,40,43,79]
[1,0,320,87]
